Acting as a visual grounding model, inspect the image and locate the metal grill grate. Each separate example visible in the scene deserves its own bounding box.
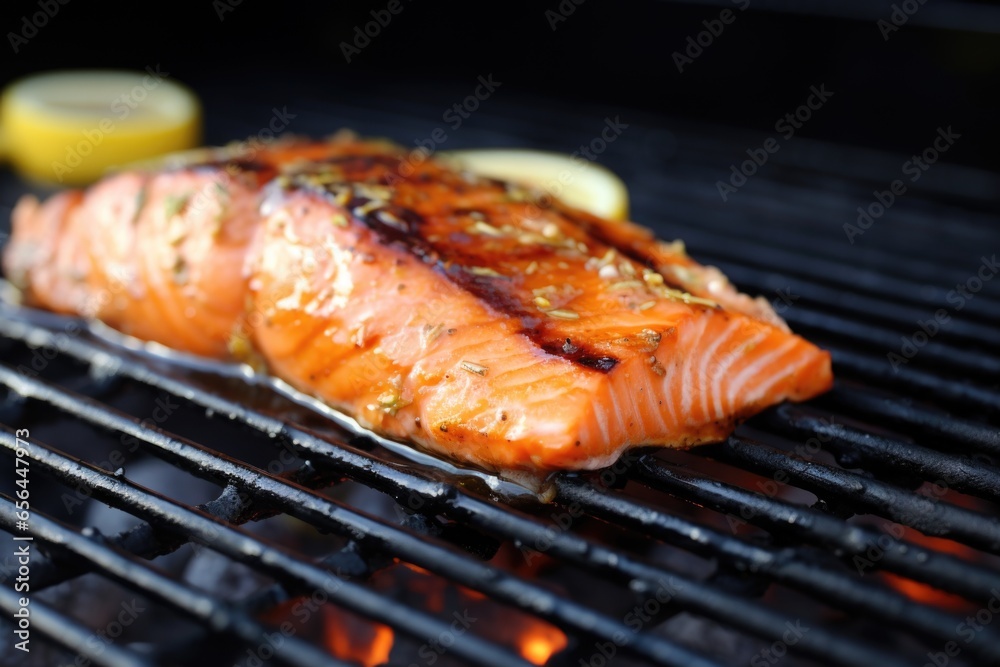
[0,87,998,667]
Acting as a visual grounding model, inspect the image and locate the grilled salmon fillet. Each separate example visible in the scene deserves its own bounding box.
[2,134,832,472]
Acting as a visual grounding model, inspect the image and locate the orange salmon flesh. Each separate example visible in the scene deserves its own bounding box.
[2,134,833,473]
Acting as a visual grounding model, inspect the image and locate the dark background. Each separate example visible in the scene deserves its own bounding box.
[1,0,998,290]
[2,0,999,168]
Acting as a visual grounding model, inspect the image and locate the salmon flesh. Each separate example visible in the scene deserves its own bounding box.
[2,135,832,473]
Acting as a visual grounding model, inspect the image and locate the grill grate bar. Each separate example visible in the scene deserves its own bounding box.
[706,436,1000,554]
[648,192,996,291]
[820,385,1000,456]
[555,477,1000,664]
[634,187,992,287]
[0,363,723,667]
[0,585,154,667]
[779,311,1000,381]
[1,348,909,667]
[608,203,1000,352]
[10,469,339,593]
[0,321,916,667]
[3,89,996,667]
[645,215,1000,323]
[634,198,981,294]
[421,476,914,667]
[676,260,999,352]
[0,431,535,667]
[823,346,1000,413]
[764,404,1000,501]
[0,498,351,667]
[3,310,992,664]
[635,457,1000,601]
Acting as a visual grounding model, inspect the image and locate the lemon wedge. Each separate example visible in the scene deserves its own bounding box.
[442,149,630,220]
[1,69,201,185]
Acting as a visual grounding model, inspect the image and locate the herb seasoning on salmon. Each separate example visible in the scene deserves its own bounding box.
[2,133,833,473]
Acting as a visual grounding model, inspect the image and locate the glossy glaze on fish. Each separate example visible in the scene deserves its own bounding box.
[3,134,832,472]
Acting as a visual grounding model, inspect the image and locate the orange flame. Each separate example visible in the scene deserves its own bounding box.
[881,572,972,611]
[879,488,982,612]
[259,559,568,665]
[322,606,394,667]
[519,625,568,665]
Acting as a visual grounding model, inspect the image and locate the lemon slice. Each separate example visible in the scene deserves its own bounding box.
[1,70,201,185]
[442,149,630,220]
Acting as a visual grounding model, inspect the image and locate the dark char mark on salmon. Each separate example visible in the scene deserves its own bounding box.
[547,202,697,295]
[279,163,624,374]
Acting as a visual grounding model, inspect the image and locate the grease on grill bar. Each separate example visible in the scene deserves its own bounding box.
[0,107,999,667]
[0,276,999,667]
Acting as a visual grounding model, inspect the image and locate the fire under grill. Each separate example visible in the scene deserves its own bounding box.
[0,89,998,667]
